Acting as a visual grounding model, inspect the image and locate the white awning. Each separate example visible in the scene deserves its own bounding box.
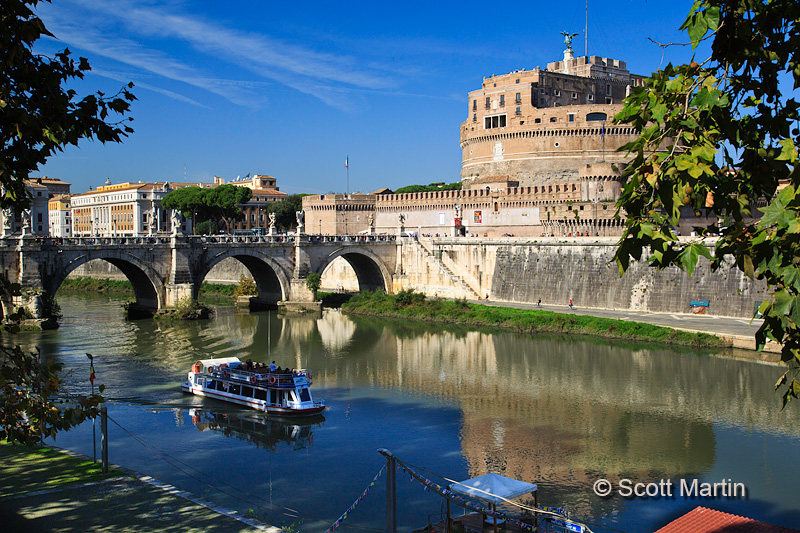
[448,473,537,505]
[196,357,241,367]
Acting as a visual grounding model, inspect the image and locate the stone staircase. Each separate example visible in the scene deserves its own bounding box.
[411,238,482,299]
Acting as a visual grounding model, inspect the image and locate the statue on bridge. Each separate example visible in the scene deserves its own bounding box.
[170,210,180,236]
[269,212,276,235]
[296,210,305,235]
[149,205,157,235]
[21,209,31,236]
[2,209,13,237]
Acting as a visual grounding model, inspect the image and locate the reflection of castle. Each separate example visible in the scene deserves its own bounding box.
[304,46,664,237]
[189,408,323,451]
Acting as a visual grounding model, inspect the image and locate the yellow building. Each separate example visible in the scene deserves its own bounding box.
[70,181,208,237]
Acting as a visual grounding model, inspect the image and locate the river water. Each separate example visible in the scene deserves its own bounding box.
[11,294,800,532]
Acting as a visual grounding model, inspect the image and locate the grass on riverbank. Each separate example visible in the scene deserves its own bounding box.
[342,290,726,348]
[0,440,124,498]
[58,277,237,303]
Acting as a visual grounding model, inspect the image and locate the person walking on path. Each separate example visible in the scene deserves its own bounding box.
[569,299,574,310]
[537,299,542,307]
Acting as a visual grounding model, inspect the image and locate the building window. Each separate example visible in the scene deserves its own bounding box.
[586,112,607,121]
[588,94,594,101]
[572,92,577,99]
[606,84,612,95]
[499,95,505,106]
[534,118,542,124]
[515,92,521,104]
[550,116,557,123]
[473,113,477,123]
[484,115,507,129]
[515,107,521,116]
[605,97,612,104]
[485,97,490,109]
[554,89,560,97]
[540,88,545,94]
[472,99,477,111]
[568,114,575,122]
[515,79,520,84]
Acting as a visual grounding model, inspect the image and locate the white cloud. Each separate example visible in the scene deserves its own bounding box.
[37,0,400,110]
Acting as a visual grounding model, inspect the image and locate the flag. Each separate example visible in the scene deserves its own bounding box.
[87,353,95,385]
[601,122,605,139]
[344,156,349,169]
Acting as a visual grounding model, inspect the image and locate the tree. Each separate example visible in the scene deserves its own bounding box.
[203,184,252,232]
[161,187,208,224]
[1,0,135,210]
[162,184,252,233]
[393,181,462,194]
[1,343,105,446]
[613,0,800,405]
[306,272,321,301]
[268,194,305,231]
[1,0,131,443]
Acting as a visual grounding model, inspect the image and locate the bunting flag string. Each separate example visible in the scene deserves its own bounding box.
[324,464,385,533]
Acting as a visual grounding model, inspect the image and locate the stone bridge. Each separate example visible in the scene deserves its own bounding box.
[0,233,401,322]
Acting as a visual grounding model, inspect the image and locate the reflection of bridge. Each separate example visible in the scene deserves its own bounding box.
[0,234,400,321]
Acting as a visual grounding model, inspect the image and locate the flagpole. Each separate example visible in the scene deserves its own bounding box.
[601,121,606,162]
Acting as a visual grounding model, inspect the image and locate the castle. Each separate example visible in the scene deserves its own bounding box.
[303,46,656,238]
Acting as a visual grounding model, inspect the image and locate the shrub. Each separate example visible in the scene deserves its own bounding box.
[233,275,257,298]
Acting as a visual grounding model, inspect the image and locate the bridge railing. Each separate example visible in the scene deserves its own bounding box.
[2,233,400,248]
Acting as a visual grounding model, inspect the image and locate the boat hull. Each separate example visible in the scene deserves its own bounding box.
[181,383,326,417]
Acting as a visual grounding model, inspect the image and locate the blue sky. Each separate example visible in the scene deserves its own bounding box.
[33,0,700,195]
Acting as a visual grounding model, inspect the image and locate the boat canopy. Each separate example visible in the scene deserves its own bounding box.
[448,473,537,504]
[196,357,241,367]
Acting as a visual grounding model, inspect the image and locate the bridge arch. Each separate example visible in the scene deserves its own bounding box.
[47,252,165,313]
[318,248,392,293]
[197,251,291,304]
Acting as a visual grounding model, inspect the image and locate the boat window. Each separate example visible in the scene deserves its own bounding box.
[298,388,311,402]
[270,389,277,404]
[254,388,267,401]
[229,384,241,396]
[287,391,297,403]
[241,386,253,398]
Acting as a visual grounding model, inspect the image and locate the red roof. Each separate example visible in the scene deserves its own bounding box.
[655,507,800,533]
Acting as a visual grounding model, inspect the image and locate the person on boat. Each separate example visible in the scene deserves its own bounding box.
[270,361,276,371]
[246,359,253,371]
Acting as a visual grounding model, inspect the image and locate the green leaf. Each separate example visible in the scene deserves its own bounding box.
[777,138,798,162]
[686,12,708,48]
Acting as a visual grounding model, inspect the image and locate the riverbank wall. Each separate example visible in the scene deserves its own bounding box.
[423,238,768,318]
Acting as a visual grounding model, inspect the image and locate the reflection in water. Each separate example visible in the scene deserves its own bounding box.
[14,294,800,531]
[189,409,324,451]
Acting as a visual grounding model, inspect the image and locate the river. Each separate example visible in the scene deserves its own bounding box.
[10,293,800,532]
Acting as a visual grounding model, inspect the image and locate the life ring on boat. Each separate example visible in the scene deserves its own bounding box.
[208,366,215,374]
[222,370,229,379]
[269,375,276,384]
[250,375,257,385]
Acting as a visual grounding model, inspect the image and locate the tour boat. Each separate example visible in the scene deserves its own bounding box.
[181,357,325,416]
